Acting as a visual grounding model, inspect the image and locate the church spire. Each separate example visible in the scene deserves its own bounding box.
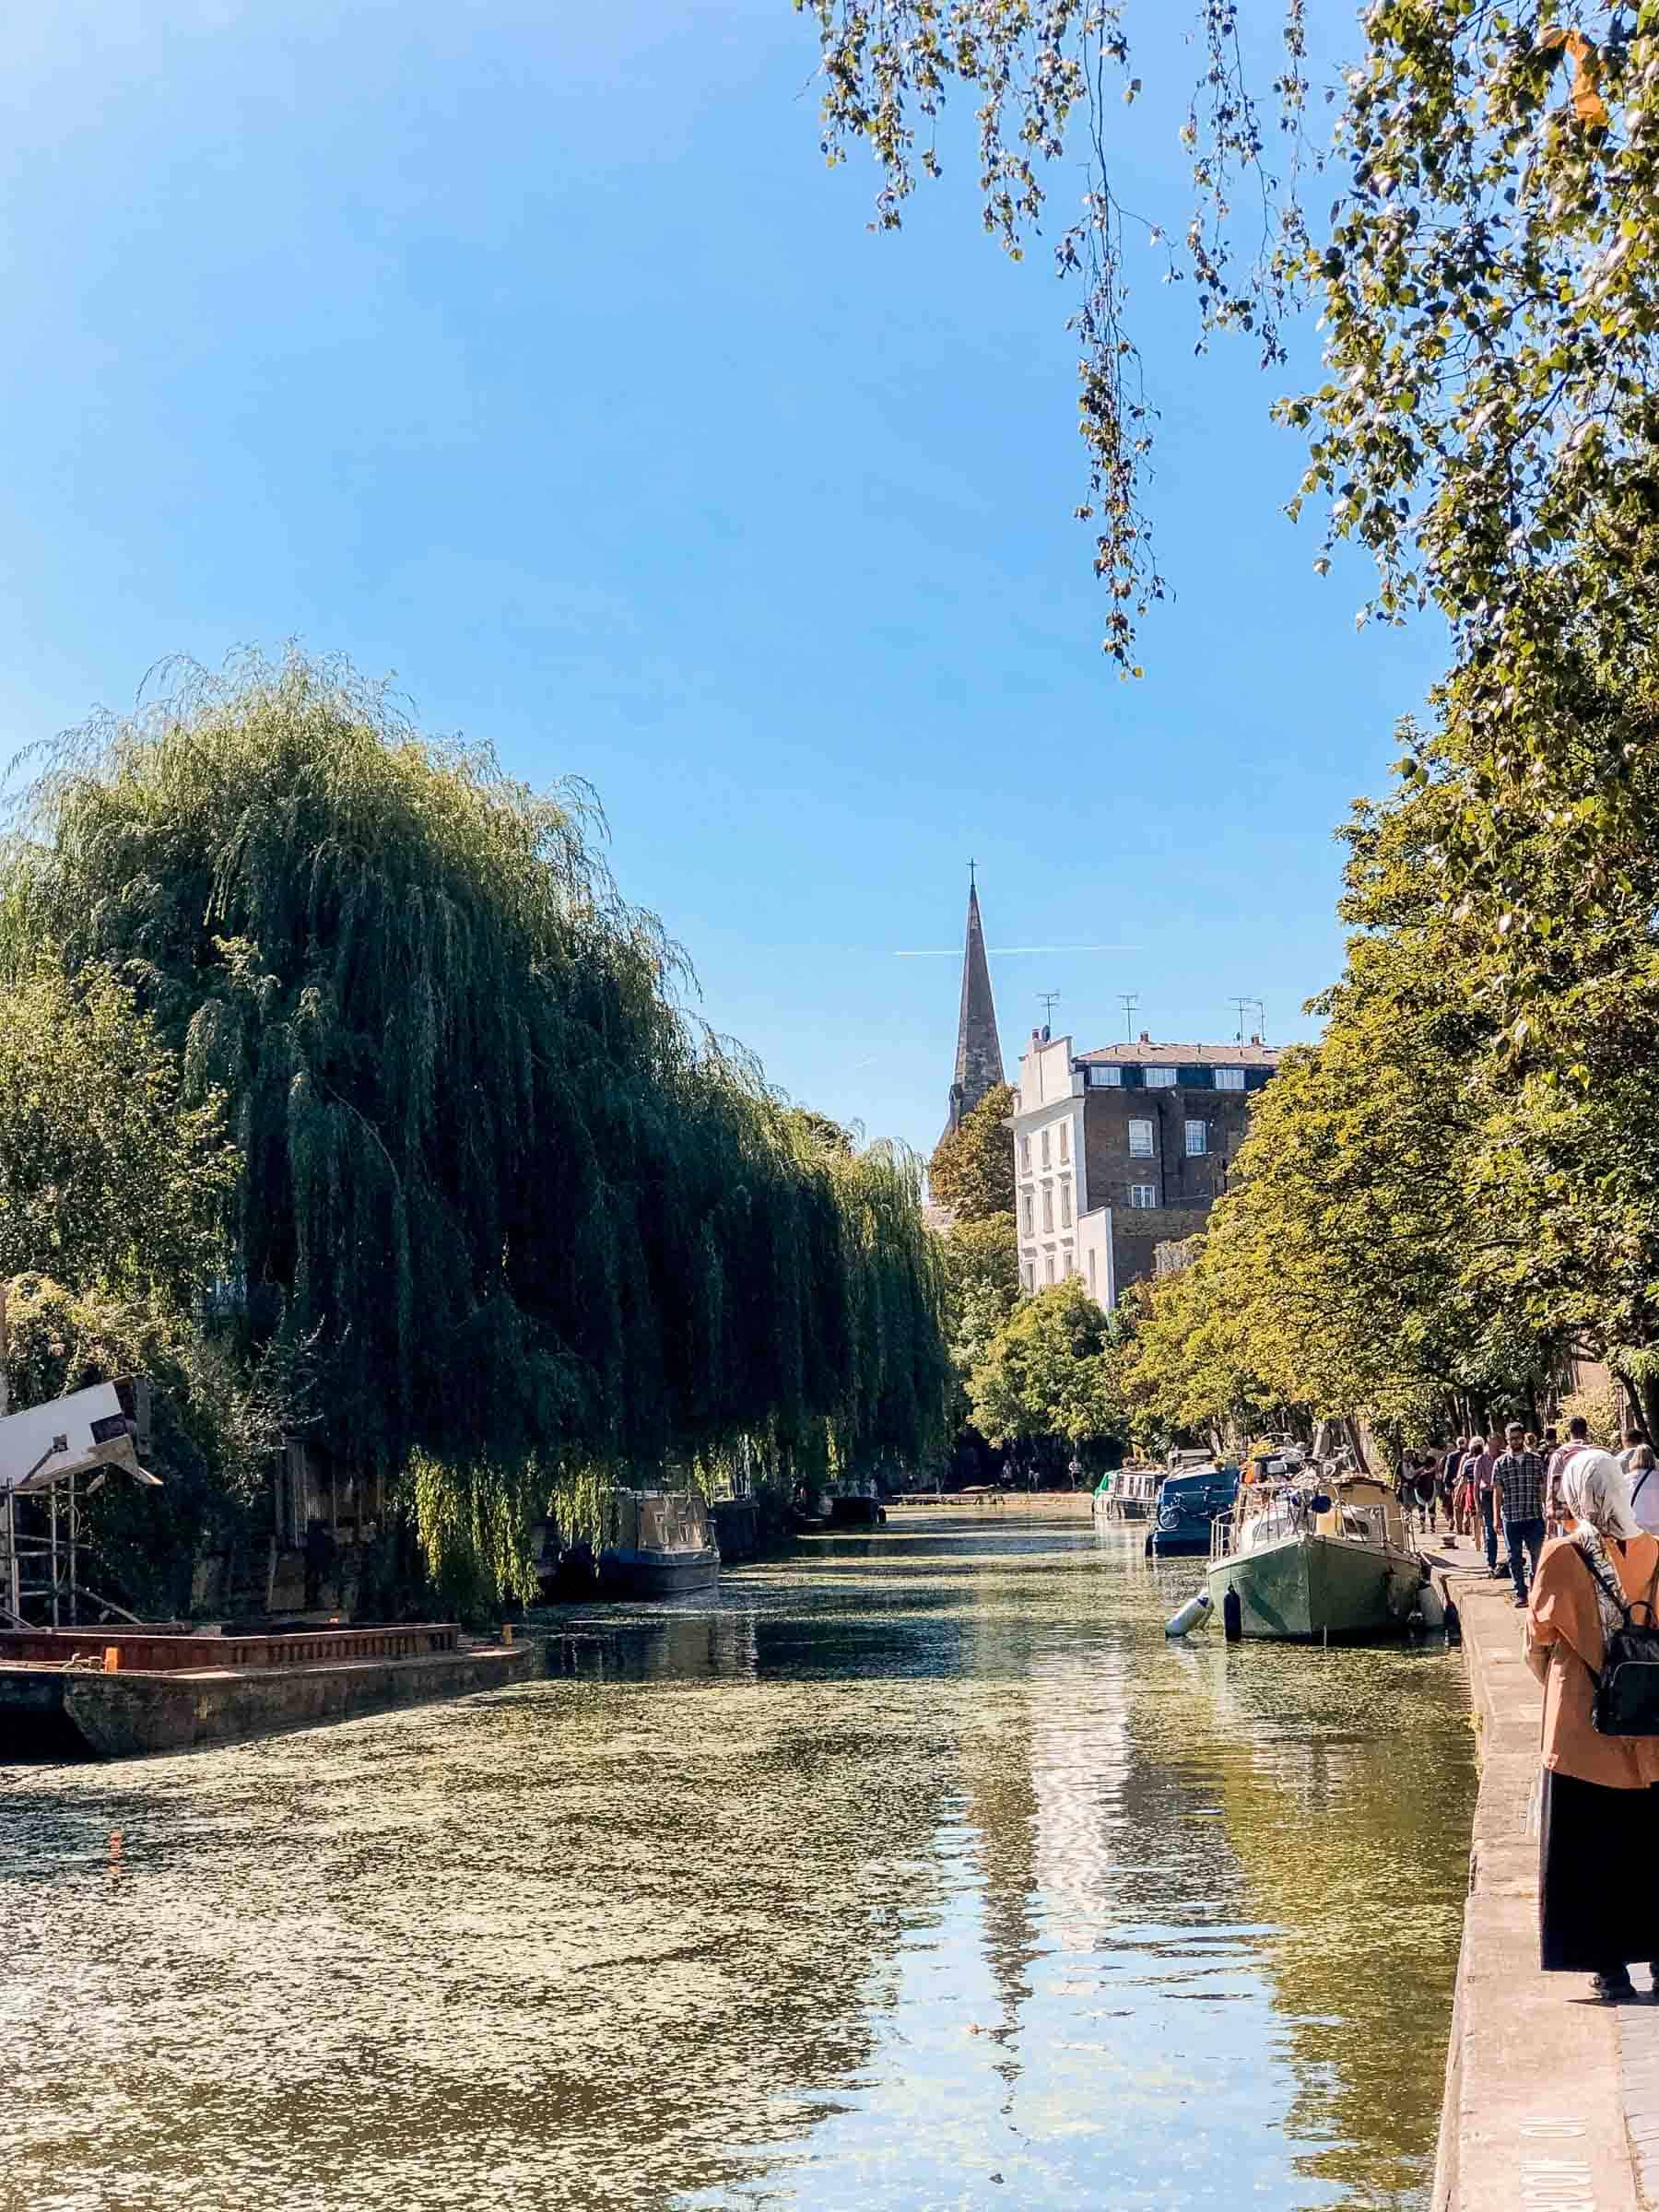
[941,865,1005,1144]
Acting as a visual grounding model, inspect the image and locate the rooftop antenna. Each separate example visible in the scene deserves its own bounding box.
[1119,991,1139,1041]
[1249,995,1265,1042]
[1230,995,1254,1043]
[1038,990,1061,1037]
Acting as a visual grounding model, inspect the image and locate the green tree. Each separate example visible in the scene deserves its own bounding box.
[3,650,950,1596]
[0,965,238,1310]
[938,1212,1019,1313]
[969,1277,1127,1454]
[928,1082,1015,1222]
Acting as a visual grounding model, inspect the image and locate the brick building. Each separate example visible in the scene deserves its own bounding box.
[1011,1030,1282,1305]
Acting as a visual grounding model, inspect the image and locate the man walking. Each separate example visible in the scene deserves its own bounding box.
[1546,1415,1590,1534]
[1492,1421,1548,1607]
[1467,1432,1500,1577]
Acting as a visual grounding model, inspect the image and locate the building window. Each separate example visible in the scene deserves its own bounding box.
[1060,1182,1073,1228]
[1041,1127,1051,1168]
[1021,1192,1034,1234]
[1062,1244,1074,1276]
[1144,1066,1177,1088]
[1213,1066,1245,1091]
[1089,1065,1123,1087]
[1185,1120,1207,1157]
[1088,1249,1098,1292]
[1044,1252,1056,1284]
[1041,1184,1054,1232]
[1129,1184,1158,1209]
[1128,1118,1154,1159]
[1058,1120,1069,1163]
[1022,1264,1034,1292]
[1019,1135,1030,1172]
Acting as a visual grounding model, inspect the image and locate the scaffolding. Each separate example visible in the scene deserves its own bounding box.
[0,1380,159,1631]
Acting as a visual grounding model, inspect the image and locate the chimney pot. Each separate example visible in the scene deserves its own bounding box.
[1138,1030,1150,1044]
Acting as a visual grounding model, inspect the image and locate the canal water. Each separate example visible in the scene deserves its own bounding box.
[2,1510,1475,2212]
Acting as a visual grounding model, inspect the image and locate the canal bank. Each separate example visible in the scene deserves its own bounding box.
[1431,1549,1659,2212]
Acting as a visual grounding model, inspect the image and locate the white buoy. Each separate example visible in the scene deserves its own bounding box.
[1165,1591,1214,1638]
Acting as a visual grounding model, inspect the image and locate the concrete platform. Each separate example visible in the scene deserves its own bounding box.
[1429,1539,1647,2212]
[0,1639,535,1759]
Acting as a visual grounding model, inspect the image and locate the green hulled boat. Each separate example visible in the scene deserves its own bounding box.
[1206,1459,1424,1642]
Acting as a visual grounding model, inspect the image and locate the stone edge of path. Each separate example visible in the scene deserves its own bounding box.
[1429,1545,1646,2212]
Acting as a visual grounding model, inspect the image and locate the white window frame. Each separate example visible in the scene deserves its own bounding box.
[1213,1066,1244,1091]
[1060,1182,1073,1228]
[1043,1251,1056,1284]
[1088,1249,1098,1292]
[1089,1065,1122,1088]
[1058,1120,1069,1163]
[1128,1118,1155,1159]
[1041,1127,1051,1168]
[1062,1244,1074,1276]
[1021,1192,1034,1234]
[1041,1184,1054,1232]
[1185,1119,1207,1157]
[1129,1183,1158,1209]
[1019,1135,1031,1171]
[1144,1066,1177,1088]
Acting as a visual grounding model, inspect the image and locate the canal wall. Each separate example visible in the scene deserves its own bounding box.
[1432,1553,1652,2212]
[2,1641,535,1759]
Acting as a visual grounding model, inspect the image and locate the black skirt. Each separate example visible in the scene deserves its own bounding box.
[1540,1767,1659,1971]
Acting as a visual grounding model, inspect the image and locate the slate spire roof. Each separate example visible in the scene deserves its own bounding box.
[940,870,1005,1146]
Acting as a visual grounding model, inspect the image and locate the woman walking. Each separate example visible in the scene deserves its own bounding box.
[1525,1451,1659,2001]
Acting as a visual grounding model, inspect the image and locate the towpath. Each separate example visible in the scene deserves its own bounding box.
[1430,1542,1659,2212]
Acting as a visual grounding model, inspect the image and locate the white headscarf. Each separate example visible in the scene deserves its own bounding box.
[1562,1451,1645,1641]
[1561,1449,1643,1539]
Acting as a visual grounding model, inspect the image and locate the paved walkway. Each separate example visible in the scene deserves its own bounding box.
[1430,1539,1656,2212]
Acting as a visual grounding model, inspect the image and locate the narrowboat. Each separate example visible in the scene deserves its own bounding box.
[597,1489,720,1598]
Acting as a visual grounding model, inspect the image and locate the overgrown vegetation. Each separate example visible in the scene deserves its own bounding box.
[0,651,949,1605]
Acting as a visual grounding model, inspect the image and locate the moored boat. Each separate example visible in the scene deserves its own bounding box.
[1145,1465,1240,1558]
[597,1488,720,1598]
[1206,1449,1424,1641]
[1091,1466,1160,1524]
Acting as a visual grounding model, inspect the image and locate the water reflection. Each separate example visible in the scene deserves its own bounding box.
[1,1512,1472,2210]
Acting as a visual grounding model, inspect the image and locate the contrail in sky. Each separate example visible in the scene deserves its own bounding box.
[892,944,1142,958]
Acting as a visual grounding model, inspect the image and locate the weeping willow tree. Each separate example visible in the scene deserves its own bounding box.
[2,649,948,1598]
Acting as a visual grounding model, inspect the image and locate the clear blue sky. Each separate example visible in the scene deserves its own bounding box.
[0,1,1444,1158]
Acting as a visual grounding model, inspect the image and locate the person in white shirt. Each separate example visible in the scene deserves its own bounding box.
[1627,1443,1659,1536]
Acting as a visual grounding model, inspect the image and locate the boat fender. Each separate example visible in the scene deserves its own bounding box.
[1165,1592,1214,1638]
[1223,1589,1242,1642]
[1418,1581,1447,1630]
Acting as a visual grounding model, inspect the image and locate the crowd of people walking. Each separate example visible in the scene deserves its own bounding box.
[1403,1417,1659,2003]
[1396,1418,1659,1606]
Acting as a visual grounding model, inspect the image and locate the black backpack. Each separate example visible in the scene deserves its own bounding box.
[1579,1545,1659,1735]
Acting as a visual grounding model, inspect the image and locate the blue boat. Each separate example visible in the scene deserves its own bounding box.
[1145,1466,1240,1559]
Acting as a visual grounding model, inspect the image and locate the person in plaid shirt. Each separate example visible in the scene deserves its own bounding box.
[1493,1420,1548,1606]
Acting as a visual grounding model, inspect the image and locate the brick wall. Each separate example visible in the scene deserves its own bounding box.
[1081,1083,1254,1296]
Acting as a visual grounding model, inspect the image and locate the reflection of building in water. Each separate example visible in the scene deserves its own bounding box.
[1027,1652,1134,1954]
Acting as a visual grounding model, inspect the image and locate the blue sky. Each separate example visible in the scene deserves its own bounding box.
[0,1,1444,1158]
